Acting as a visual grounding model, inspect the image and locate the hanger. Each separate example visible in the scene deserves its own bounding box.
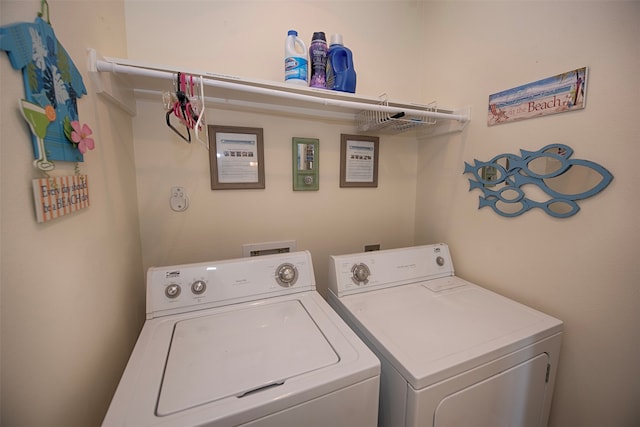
[165,73,207,145]
[193,75,208,149]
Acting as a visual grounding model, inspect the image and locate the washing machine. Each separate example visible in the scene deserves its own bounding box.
[327,243,563,427]
[102,251,380,427]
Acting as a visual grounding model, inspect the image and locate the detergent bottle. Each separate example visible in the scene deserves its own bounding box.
[326,34,356,93]
[309,32,328,88]
[285,30,308,85]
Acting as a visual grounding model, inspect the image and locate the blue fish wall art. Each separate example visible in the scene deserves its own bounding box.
[463,144,613,218]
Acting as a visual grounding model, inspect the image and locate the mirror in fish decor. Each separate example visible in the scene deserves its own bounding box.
[463,144,613,218]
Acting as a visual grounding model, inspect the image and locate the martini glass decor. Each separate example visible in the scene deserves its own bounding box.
[19,99,55,171]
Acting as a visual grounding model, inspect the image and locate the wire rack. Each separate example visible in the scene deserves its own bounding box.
[356,95,438,134]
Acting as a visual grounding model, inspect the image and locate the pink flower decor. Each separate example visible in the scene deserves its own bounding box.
[70,121,95,154]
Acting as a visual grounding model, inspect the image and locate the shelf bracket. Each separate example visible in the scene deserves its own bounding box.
[87,49,137,116]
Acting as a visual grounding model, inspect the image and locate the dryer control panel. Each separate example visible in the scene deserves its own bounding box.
[146,251,315,318]
[328,243,454,297]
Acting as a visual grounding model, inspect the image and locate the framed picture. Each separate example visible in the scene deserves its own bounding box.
[340,134,379,188]
[208,125,265,190]
[292,137,319,191]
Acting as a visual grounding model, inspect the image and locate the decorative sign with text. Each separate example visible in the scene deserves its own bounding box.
[32,175,89,223]
[488,67,587,126]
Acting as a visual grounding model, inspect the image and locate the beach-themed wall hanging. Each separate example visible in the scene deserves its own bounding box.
[0,0,94,170]
[1,1,93,223]
[32,174,90,223]
[463,144,613,218]
[488,67,587,126]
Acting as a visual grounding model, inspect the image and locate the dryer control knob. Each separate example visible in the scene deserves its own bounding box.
[436,256,445,266]
[351,263,370,285]
[191,280,207,295]
[276,263,298,287]
[165,284,181,299]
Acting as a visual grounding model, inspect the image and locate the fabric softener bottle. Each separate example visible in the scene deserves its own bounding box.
[309,32,328,88]
[285,30,308,85]
[326,34,356,93]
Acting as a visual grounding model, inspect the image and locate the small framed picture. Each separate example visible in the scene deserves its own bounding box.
[208,125,265,190]
[340,134,379,188]
[292,137,319,191]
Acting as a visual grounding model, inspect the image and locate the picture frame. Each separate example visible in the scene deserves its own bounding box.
[292,137,319,191]
[208,125,265,190]
[340,134,379,188]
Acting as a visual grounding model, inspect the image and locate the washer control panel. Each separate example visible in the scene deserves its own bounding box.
[146,251,315,318]
[328,243,454,297]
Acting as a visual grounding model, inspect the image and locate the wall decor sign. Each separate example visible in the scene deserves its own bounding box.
[32,175,90,223]
[208,125,265,190]
[340,134,379,188]
[0,2,93,170]
[487,67,587,126]
[463,143,613,218]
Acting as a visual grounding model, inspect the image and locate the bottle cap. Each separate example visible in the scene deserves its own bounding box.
[288,30,298,36]
[312,32,326,42]
[330,34,344,46]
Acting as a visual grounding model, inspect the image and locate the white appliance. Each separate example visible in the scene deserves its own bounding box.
[327,244,563,427]
[103,251,380,427]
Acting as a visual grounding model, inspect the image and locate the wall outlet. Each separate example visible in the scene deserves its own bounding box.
[170,186,189,212]
[364,244,380,252]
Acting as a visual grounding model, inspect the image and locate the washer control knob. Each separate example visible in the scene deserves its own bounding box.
[351,263,370,285]
[191,280,207,295]
[165,284,181,299]
[436,256,445,267]
[276,263,298,287]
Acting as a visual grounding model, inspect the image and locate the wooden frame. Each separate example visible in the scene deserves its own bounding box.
[208,125,265,190]
[340,134,379,188]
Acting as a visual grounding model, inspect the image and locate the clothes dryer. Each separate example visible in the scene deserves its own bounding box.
[328,244,562,427]
[103,251,380,427]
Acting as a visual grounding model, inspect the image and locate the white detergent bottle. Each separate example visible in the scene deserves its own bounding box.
[285,30,308,85]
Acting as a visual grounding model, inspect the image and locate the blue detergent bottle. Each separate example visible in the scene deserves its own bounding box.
[326,34,356,93]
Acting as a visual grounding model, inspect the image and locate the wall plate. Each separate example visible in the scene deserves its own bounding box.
[292,137,319,191]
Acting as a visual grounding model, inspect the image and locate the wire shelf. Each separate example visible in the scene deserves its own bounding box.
[356,96,438,134]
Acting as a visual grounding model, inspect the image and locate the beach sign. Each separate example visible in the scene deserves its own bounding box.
[32,175,90,223]
[488,67,587,126]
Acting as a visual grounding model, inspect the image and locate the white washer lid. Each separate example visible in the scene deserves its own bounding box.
[157,300,339,415]
[339,277,562,389]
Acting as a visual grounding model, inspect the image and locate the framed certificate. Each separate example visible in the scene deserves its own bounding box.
[208,125,265,190]
[340,134,379,188]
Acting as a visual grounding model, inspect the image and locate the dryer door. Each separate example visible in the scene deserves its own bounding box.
[435,353,549,427]
[407,352,551,427]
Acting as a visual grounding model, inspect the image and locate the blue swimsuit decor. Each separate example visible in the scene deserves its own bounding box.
[0,3,92,171]
[463,144,613,218]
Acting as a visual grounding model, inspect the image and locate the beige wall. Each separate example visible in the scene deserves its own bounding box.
[0,1,144,426]
[125,1,423,295]
[2,1,639,426]
[414,2,640,427]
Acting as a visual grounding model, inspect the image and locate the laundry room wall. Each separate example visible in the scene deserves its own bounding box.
[414,2,640,426]
[124,1,424,295]
[1,1,144,426]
